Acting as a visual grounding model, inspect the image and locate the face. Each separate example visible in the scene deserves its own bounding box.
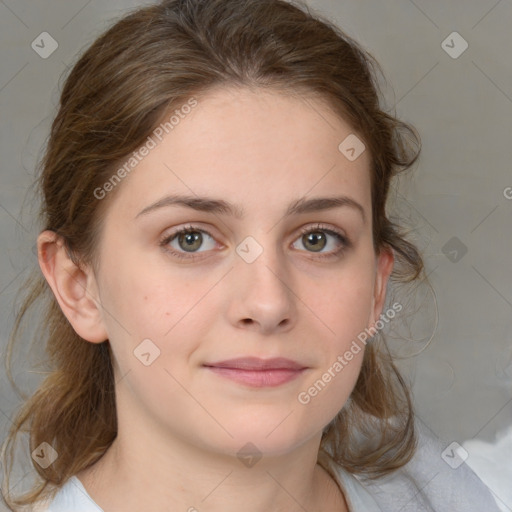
[59,86,393,458]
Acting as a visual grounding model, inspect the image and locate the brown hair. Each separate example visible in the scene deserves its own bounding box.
[1,0,424,508]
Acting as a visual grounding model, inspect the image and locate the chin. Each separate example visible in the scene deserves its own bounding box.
[210,421,320,461]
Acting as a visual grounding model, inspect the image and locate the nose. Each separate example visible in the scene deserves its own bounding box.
[228,243,296,335]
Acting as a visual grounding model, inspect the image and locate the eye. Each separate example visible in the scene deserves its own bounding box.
[291,224,350,260]
[160,224,218,261]
[160,223,351,262]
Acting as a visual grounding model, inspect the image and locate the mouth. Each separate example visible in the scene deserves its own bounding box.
[203,357,308,388]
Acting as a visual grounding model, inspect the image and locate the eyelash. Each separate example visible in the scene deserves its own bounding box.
[159,223,351,262]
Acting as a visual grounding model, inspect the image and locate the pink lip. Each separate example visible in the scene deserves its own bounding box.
[203,357,308,387]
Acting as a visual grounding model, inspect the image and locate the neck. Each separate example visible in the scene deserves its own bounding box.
[77,423,347,512]
[76,369,348,512]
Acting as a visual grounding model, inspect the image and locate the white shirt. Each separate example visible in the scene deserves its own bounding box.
[32,424,502,511]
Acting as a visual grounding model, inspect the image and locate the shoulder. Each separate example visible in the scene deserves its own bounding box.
[31,477,103,512]
[325,422,502,512]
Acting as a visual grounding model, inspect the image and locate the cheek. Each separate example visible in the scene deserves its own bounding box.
[98,257,216,373]
[100,271,171,336]
[99,246,192,332]
[309,263,376,346]
[294,261,375,413]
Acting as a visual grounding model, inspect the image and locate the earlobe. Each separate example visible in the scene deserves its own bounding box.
[37,230,108,343]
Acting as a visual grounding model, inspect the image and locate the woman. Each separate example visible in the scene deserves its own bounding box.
[1,0,500,510]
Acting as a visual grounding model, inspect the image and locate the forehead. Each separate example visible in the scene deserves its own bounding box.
[104,86,372,220]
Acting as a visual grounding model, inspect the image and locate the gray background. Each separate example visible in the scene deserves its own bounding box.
[1,0,511,508]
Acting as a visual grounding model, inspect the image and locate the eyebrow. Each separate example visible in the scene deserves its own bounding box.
[135,194,366,223]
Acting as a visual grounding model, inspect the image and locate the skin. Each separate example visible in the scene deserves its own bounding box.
[38,85,394,512]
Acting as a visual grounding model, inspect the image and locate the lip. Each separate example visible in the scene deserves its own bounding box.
[203,357,308,387]
[205,357,306,371]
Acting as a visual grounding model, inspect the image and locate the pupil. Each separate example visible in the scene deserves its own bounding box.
[306,232,325,252]
[181,232,201,251]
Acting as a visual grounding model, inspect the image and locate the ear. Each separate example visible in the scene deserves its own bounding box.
[37,230,108,343]
[370,246,395,326]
